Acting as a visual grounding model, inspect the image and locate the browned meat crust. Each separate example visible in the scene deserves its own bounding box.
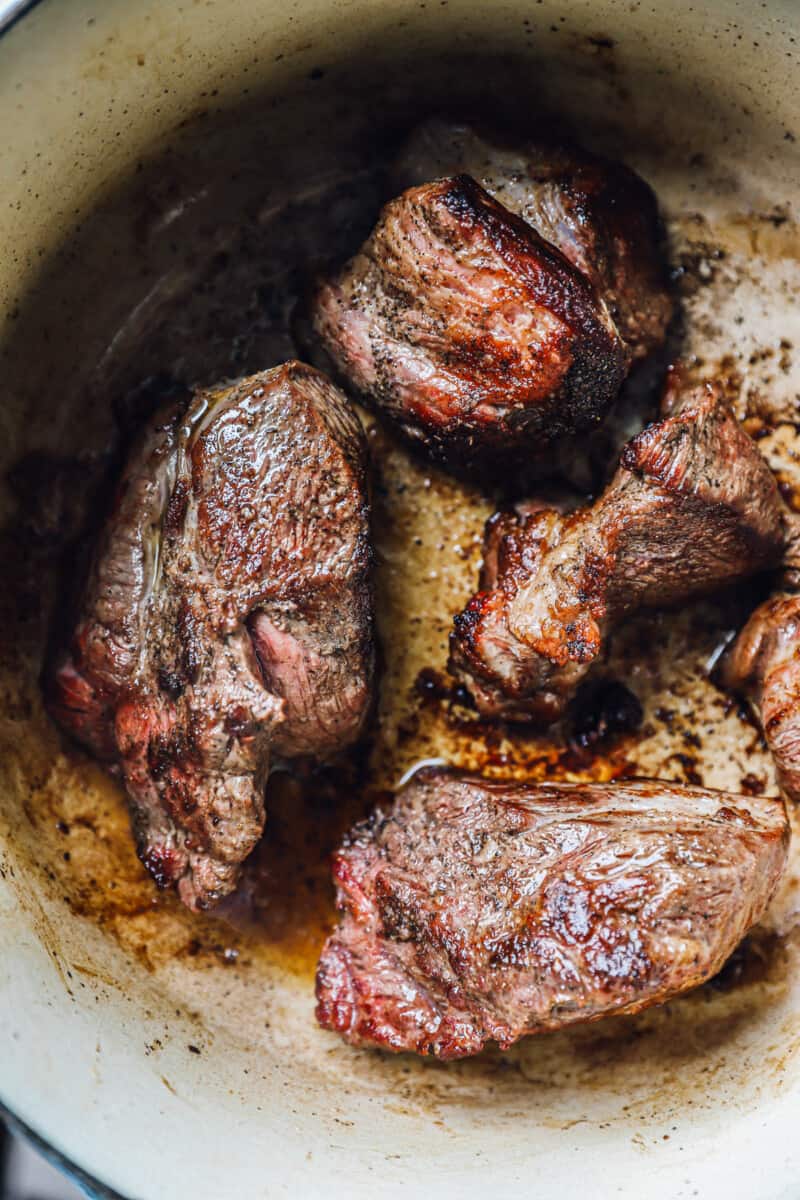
[779,510,800,590]
[47,362,373,909]
[392,117,673,360]
[720,593,800,803]
[450,378,786,721]
[315,769,789,1058]
[312,175,629,472]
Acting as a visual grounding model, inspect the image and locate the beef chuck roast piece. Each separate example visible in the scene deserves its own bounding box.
[316,769,788,1058]
[720,593,800,803]
[392,118,673,360]
[450,377,786,722]
[311,174,629,471]
[779,510,800,589]
[47,361,373,909]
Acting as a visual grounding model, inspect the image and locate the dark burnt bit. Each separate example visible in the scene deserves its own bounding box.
[414,666,476,713]
[163,477,190,539]
[146,723,200,803]
[450,591,502,686]
[168,773,202,823]
[449,681,477,712]
[224,706,258,740]
[765,708,789,737]
[393,710,421,746]
[776,474,800,513]
[139,844,178,889]
[415,666,451,702]
[716,689,753,723]
[587,34,615,49]
[715,804,759,827]
[669,752,704,787]
[176,596,203,686]
[779,338,793,374]
[568,679,643,752]
[146,733,177,782]
[763,206,790,228]
[739,772,766,796]
[670,243,727,297]
[741,415,773,441]
[157,667,184,701]
[376,884,423,943]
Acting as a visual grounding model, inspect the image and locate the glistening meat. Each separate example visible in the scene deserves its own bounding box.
[450,376,786,722]
[316,769,789,1058]
[720,591,800,803]
[312,174,628,473]
[48,361,373,909]
[392,117,673,360]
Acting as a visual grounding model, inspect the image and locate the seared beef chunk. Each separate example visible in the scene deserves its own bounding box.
[312,175,628,471]
[450,379,785,722]
[780,511,800,590]
[316,769,788,1058]
[720,593,800,803]
[393,118,673,360]
[48,362,373,909]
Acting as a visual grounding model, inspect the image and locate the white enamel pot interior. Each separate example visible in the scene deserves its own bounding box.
[1,1,800,1197]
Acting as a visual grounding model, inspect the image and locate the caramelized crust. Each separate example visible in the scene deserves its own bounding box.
[450,379,786,721]
[393,117,673,359]
[48,362,373,909]
[316,769,789,1058]
[720,593,800,803]
[312,175,628,472]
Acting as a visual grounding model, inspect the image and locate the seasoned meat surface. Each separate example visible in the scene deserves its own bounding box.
[779,511,800,590]
[392,117,673,359]
[48,362,373,909]
[720,593,800,803]
[450,379,786,721]
[316,769,788,1058]
[312,174,628,472]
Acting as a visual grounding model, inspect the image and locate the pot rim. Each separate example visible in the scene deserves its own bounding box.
[0,0,41,35]
[0,6,108,1190]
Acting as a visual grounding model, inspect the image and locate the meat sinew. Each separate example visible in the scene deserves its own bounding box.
[312,174,629,471]
[392,117,673,360]
[450,378,786,722]
[48,361,373,909]
[720,592,800,803]
[316,769,789,1058]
